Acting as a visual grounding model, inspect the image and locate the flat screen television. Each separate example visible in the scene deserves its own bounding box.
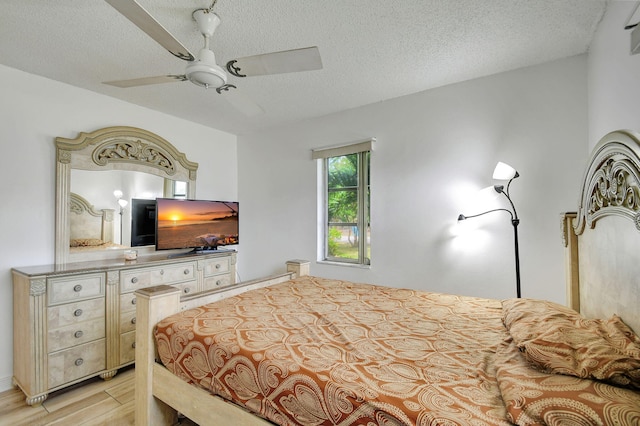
[155,198,239,252]
[130,199,157,247]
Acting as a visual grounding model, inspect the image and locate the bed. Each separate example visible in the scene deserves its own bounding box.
[69,192,117,250]
[135,130,640,426]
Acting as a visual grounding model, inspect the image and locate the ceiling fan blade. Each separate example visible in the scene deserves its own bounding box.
[227,46,322,77]
[220,88,264,116]
[103,75,187,88]
[105,0,195,61]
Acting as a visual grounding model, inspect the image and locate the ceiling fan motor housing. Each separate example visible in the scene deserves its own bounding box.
[186,48,227,88]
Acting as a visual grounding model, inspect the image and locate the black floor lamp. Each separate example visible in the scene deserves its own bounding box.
[458,162,521,298]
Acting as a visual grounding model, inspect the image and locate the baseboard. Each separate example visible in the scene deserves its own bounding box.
[0,374,14,393]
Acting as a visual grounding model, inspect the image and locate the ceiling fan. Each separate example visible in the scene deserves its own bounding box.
[103,0,323,115]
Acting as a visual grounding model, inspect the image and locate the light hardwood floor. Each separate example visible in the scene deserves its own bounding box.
[0,367,196,426]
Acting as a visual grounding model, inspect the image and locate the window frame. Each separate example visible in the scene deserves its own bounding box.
[163,180,188,199]
[314,139,373,266]
[172,180,188,198]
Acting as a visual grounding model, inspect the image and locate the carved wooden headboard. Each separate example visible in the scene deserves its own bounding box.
[563,129,640,334]
[69,192,115,245]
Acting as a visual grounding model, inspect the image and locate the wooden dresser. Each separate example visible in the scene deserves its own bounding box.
[12,250,236,405]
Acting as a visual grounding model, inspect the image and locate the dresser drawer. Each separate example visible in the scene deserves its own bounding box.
[120,263,196,293]
[47,273,105,306]
[174,281,198,296]
[48,339,105,389]
[120,292,138,314]
[120,270,151,293]
[48,318,105,352]
[120,310,137,334]
[203,273,232,291]
[202,257,230,276]
[150,264,195,285]
[119,331,136,365]
[47,298,105,329]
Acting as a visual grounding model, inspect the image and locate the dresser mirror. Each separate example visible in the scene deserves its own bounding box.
[55,126,198,265]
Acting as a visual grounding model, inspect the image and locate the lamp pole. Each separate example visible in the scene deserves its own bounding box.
[511,219,521,298]
[114,190,128,246]
[118,200,128,245]
[119,207,124,245]
[495,182,521,299]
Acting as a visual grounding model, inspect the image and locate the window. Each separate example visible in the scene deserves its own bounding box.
[313,140,373,265]
[173,181,188,198]
[164,180,188,199]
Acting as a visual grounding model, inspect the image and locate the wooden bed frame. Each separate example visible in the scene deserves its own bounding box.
[69,192,115,246]
[135,130,640,426]
[135,260,310,425]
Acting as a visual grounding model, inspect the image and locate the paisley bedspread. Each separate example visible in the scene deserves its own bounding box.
[154,276,515,425]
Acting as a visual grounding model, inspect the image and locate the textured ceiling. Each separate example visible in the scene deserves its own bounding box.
[0,0,607,135]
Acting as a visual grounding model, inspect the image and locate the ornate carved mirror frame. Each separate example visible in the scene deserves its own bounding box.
[55,126,198,265]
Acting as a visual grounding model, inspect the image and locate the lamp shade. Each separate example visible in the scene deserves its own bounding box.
[113,190,123,199]
[492,162,519,180]
[118,199,128,208]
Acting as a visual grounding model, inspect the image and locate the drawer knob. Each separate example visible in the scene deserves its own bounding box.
[131,298,137,305]
[74,330,84,338]
[73,284,83,292]
[74,358,84,367]
[183,287,191,294]
[216,280,221,286]
[131,317,136,325]
[184,269,190,275]
[215,264,221,269]
[73,309,83,317]
[132,342,136,349]
[160,270,164,275]
[131,277,138,284]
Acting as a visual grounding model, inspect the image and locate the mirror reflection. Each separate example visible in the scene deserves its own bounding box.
[70,169,165,249]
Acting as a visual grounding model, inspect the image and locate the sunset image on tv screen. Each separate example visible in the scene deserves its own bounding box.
[156,199,238,250]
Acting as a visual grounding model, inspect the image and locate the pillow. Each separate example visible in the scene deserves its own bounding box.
[70,238,105,247]
[495,338,640,426]
[502,298,640,389]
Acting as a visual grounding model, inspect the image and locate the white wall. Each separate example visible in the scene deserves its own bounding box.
[588,1,640,148]
[0,64,237,392]
[238,55,589,303]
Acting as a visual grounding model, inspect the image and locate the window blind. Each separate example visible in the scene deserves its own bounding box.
[311,138,375,160]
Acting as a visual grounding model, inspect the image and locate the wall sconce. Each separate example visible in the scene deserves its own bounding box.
[458,162,521,298]
[114,190,128,245]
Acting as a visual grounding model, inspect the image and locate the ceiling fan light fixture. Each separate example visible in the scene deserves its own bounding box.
[186,62,227,88]
[185,48,227,89]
